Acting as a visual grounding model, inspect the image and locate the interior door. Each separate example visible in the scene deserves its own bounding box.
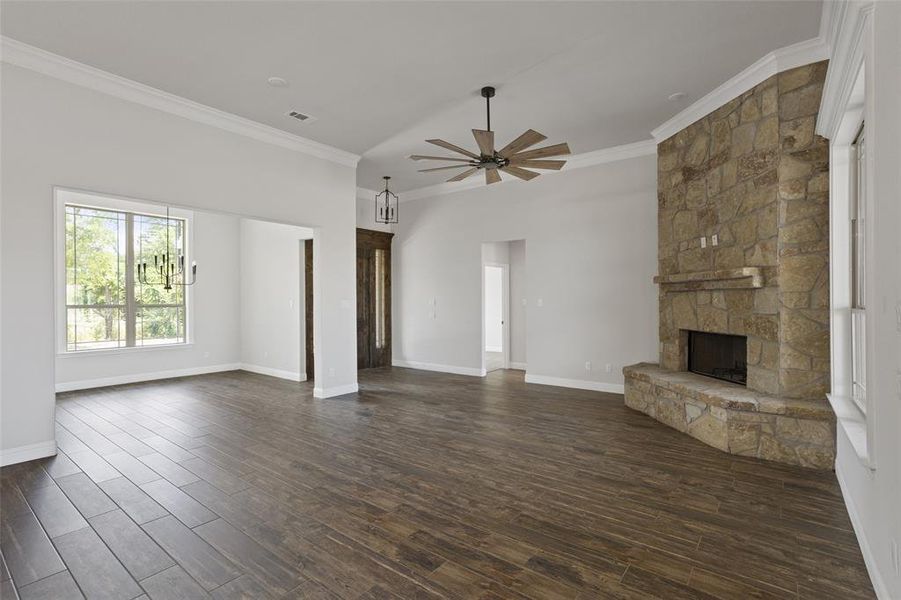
[356,229,393,369]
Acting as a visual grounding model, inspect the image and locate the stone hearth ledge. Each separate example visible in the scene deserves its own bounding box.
[623,363,836,469]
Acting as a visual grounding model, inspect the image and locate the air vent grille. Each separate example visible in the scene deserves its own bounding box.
[287,110,313,122]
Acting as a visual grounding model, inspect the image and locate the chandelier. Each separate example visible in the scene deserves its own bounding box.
[137,206,197,291]
[374,176,398,224]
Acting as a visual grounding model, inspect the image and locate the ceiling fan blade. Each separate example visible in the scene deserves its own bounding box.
[472,129,495,157]
[409,155,475,162]
[507,159,567,170]
[485,169,502,185]
[501,166,541,181]
[447,167,479,182]
[497,129,547,158]
[426,139,479,159]
[418,164,474,172]
[509,142,571,161]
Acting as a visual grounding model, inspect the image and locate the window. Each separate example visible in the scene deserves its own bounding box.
[850,124,867,413]
[63,199,188,352]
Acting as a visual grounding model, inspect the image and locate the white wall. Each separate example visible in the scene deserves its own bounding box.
[55,209,242,390]
[509,240,527,367]
[356,193,395,233]
[0,62,358,464]
[240,219,313,381]
[830,3,901,598]
[393,155,658,391]
[483,265,504,352]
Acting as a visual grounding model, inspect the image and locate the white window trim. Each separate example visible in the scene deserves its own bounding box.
[53,187,195,356]
[826,51,875,470]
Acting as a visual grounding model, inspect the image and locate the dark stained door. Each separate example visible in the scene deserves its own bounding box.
[304,239,314,379]
[357,229,393,369]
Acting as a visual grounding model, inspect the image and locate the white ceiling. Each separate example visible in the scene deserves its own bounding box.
[1,1,822,192]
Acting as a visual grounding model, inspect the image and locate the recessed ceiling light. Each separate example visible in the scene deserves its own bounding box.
[668,92,687,102]
[267,77,289,88]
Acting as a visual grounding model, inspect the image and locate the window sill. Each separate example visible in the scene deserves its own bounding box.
[57,343,194,358]
[826,393,873,470]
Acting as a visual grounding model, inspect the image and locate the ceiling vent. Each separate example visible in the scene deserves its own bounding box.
[286,110,315,123]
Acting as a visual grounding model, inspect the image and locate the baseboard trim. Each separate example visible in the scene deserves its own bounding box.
[392,360,485,377]
[509,362,527,371]
[0,440,57,467]
[55,363,241,392]
[240,363,306,382]
[313,383,359,399]
[835,457,891,599]
[524,373,624,394]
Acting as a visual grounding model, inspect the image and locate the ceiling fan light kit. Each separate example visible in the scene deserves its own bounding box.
[410,86,570,185]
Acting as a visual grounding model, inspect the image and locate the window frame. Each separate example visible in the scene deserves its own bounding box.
[54,188,195,356]
[849,124,867,415]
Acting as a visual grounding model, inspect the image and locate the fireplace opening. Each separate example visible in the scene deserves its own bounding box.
[687,331,747,386]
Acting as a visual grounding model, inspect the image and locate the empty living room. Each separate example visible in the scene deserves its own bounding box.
[2,1,900,598]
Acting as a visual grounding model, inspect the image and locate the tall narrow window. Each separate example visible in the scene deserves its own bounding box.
[65,202,188,352]
[374,248,386,350]
[850,124,867,413]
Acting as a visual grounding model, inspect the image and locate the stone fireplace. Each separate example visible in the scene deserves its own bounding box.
[624,61,836,469]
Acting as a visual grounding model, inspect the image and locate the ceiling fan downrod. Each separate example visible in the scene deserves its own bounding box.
[481,86,495,132]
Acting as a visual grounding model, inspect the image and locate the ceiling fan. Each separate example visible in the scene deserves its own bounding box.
[410,86,571,185]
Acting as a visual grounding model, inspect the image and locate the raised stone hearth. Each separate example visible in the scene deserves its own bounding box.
[624,364,835,469]
[624,60,835,468]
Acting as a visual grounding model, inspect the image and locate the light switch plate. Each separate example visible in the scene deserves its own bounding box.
[711,234,719,246]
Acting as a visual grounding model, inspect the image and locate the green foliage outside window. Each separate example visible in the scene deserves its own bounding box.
[65,204,187,351]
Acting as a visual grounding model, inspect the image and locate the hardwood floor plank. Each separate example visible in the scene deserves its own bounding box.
[89,509,174,581]
[16,571,83,600]
[102,452,161,486]
[0,510,66,587]
[209,575,272,600]
[139,565,211,600]
[142,516,241,591]
[98,477,169,525]
[55,473,117,518]
[140,480,216,527]
[65,449,121,483]
[52,527,143,600]
[193,519,301,597]
[21,483,89,539]
[179,458,248,495]
[138,453,199,487]
[40,453,82,481]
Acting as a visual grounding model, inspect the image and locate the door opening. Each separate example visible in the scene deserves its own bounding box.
[483,263,508,373]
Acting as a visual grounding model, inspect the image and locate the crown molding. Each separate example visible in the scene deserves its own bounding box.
[651,36,830,143]
[398,138,656,203]
[0,36,361,168]
[816,1,873,139]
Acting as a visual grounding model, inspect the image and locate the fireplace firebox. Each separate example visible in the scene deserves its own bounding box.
[687,331,747,386]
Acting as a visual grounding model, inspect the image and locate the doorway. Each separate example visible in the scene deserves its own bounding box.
[357,228,393,369]
[483,263,509,372]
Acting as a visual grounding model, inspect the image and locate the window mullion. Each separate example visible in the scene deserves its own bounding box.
[125,212,137,347]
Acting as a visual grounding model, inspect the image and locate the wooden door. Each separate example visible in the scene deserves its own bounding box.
[304,239,314,379]
[357,229,393,369]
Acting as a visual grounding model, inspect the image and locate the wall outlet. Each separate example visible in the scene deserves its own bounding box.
[537,298,544,307]
[263,351,269,359]
[700,236,707,249]
[584,361,592,371]
[711,234,719,246]
[521,298,527,306]
[203,351,210,358]
[328,367,336,378]
[605,363,612,373]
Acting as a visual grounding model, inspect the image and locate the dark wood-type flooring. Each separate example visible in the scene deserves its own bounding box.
[1,368,874,599]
